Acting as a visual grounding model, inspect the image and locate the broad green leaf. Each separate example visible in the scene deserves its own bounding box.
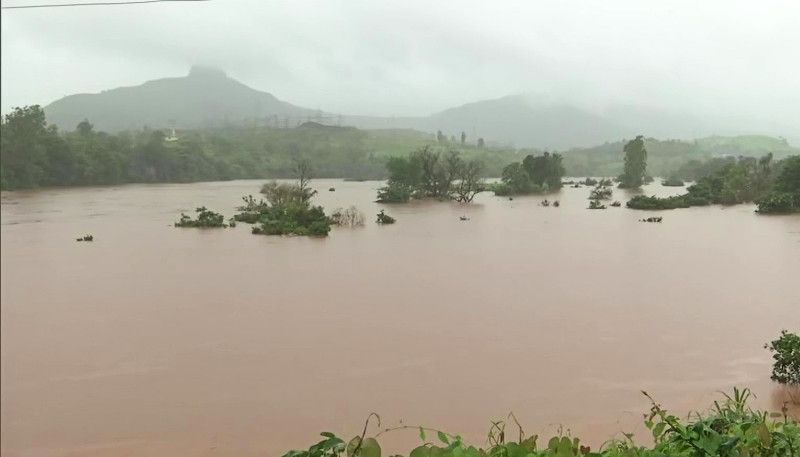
[757,423,772,447]
[410,445,429,457]
[360,438,381,457]
[438,431,450,445]
[346,437,361,457]
[556,437,572,457]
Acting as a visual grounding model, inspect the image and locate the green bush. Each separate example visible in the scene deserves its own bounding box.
[757,192,800,214]
[376,182,413,203]
[627,195,693,210]
[254,203,331,237]
[376,210,395,224]
[174,206,227,227]
[589,186,612,200]
[766,330,800,385]
[236,179,333,237]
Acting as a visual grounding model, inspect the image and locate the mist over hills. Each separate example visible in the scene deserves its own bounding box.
[44,66,314,133]
[43,67,796,149]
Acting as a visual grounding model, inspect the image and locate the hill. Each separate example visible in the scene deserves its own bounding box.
[44,66,314,132]
[561,135,800,177]
[41,67,798,150]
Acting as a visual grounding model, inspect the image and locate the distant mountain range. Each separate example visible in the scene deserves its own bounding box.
[43,66,797,149]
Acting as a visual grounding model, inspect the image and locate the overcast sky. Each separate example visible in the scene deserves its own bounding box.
[2,0,799,129]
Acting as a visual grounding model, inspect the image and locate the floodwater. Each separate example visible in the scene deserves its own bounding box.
[2,179,799,457]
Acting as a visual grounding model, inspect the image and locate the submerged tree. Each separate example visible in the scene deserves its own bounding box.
[294,157,316,202]
[493,152,564,196]
[452,159,485,203]
[330,206,365,227]
[377,146,484,203]
[241,159,332,236]
[175,206,228,227]
[619,135,648,188]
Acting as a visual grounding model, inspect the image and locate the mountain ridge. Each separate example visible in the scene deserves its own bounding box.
[42,67,797,149]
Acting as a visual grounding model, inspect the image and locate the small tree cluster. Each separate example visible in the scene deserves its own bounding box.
[175,206,228,227]
[236,159,332,236]
[493,152,565,196]
[377,147,485,204]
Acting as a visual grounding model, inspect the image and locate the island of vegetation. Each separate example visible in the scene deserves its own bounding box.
[174,207,229,228]
[627,154,800,214]
[492,152,565,196]
[239,160,332,236]
[376,146,485,203]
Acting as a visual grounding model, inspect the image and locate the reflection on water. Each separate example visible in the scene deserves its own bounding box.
[2,179,799,457]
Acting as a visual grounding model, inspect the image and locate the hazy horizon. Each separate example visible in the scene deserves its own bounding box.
[2,0,800,143]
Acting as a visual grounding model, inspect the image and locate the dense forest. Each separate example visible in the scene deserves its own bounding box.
[0,105,519,190]
[2,105,799,191]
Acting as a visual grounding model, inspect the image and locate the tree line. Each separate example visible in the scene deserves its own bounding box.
[0,105,381,190]
[1,106,519,190]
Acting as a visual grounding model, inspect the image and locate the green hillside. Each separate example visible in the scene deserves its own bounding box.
[561,136,799,177]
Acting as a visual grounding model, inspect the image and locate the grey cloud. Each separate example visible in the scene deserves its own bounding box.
[1,0,798,134]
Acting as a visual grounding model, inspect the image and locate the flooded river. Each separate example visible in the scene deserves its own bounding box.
[2,179,799,457]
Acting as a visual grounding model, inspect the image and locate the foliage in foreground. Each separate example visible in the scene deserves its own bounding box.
[283,389,799,457]
[766,330,800,385]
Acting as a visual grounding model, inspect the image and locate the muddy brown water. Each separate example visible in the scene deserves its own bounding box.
[2,179,799,457]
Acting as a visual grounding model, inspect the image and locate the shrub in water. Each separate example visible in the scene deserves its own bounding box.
[376,210,395,224]
[766,330,800,385]
[331,206,366,227]
[174,207,227,227]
